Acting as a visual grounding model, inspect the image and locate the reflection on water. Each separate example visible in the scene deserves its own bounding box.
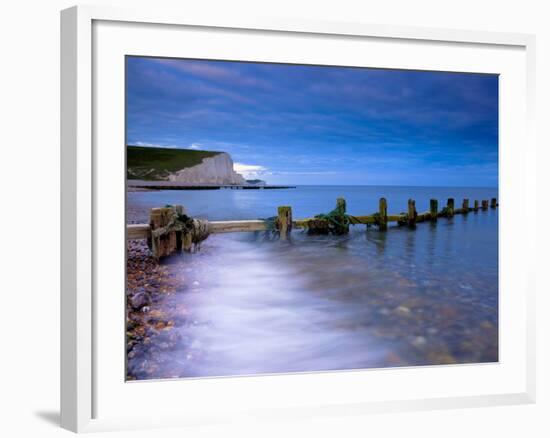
[127,186,498,378]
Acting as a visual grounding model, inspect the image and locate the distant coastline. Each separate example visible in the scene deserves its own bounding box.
[126,179,296,191]
[127,180,498,192]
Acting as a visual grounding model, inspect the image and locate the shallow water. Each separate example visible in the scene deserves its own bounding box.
[127,185,498,378]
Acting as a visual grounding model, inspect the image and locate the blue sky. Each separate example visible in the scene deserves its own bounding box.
[126,57,498,187]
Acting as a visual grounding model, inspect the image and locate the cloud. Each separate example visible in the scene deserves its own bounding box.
[188,143,201,150]
[233,162,268,178]
[133,141,180,149]
[151,58,274,91]
[269,170,339,175]
[152,58,238,81]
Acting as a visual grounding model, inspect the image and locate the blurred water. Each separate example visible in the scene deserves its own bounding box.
[127,186,498,378]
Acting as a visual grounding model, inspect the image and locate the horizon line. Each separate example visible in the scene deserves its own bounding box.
[263,183,499,189]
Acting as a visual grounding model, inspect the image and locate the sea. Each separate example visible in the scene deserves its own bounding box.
[127,185,499,378]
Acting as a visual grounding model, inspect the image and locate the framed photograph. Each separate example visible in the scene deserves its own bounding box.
[61,5,536,432]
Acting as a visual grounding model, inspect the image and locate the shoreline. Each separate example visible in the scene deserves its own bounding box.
[126,240,186,380]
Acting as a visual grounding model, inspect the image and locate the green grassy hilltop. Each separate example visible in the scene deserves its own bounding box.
[127,145,221,180]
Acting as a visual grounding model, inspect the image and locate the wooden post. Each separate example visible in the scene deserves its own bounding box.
[277,206,292,240]
[182,234,194,252]
[462,198,469,213]
[173,205,185,251]
[174,205,185,216]
[482,200,489,210]
[446,198,455,217]
[474,200,479,211]
[491,198,497,209]
[378,197,388,231]
[181,205,193,252]
[430,199,438,221]
[336,197,347,215]
[149,207,178,259]
[335,197,349,234]
[407,199,417,227]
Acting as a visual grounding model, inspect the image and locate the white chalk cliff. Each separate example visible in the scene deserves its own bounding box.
[167,152,247,185]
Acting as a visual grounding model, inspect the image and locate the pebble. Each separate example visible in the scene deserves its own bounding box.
[126,240,189,380]
[130,291,151,310]
[411,336,427,348]
[394,305,411,316]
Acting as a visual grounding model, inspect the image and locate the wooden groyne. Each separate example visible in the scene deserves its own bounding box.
[127,197,498,259]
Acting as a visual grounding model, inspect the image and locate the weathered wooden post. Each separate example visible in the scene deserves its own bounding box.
[482,200,489,210]
[446,198,455,217]
[334,197,349,234]
[474,200,480,211]
[336,197,346,215]
[407,199,417,227]
[430,199,438,221]
[277,206,293,240]
[182,234,194,252]
[462,198,469,214]
[149,206,178,259]
[378,197,388,231]
[173,205,185,251]
[491,198,497,209]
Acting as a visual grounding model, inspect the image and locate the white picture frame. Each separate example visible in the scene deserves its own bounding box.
[61,4,536,433]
